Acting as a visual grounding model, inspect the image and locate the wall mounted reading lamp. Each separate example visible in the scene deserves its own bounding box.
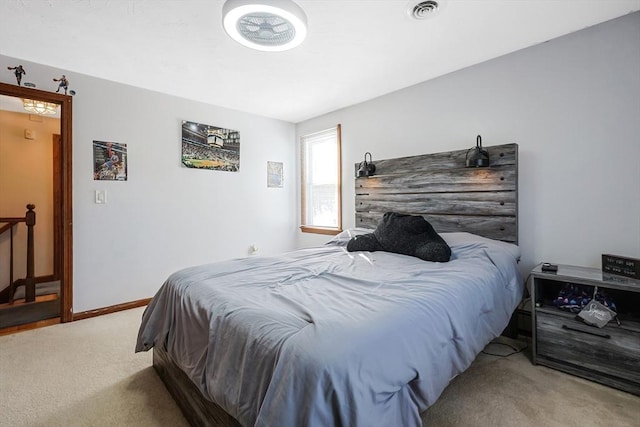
[357,152,376,178]
[465,135,490,167]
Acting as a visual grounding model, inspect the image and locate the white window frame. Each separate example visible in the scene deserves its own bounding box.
[300,124,342,235]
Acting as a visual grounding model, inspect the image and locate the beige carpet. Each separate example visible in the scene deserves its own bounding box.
[1,307,638,427]
[422,344,640,426]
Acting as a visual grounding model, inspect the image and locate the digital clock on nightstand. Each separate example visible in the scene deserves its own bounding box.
[602,254,640,281]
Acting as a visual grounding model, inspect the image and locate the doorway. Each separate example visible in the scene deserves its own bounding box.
[0,81,73,332]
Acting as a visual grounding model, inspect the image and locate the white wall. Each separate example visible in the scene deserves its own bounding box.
[1,55,298,313]
[296,12,640,275]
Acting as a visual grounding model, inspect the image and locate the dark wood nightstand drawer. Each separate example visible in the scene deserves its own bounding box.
[537,311,640,384]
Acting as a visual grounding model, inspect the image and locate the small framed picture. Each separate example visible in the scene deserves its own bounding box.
[93,141,127,181]
[267,161,283,188]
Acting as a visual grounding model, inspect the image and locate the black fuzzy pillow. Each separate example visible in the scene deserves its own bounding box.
[346,212,451,262]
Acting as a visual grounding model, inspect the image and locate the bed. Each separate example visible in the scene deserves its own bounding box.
[136,143,521,427]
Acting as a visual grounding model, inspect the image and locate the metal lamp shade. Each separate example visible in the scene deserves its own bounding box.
[466,135,490,167]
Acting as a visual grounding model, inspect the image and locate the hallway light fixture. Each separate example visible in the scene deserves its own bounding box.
[22,98,58,115]
[222,0,308,52]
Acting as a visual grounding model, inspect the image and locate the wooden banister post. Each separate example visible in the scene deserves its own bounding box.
[9,223,15,304]
[25,204,36,302]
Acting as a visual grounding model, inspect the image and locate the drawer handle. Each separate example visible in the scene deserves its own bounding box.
[562,324,611,339]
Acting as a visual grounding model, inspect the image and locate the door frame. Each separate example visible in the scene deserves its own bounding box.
[0,82,73,322]
[53,134,62,282]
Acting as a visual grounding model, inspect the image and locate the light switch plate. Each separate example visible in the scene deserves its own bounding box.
[95,190,107,204]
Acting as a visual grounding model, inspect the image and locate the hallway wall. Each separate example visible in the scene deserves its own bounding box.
[0,109,57,286]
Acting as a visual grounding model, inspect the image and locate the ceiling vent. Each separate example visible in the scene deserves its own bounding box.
[408,0,445,20]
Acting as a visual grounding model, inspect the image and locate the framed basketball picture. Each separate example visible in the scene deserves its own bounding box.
[181,120,240,172]
[93,140,127,181]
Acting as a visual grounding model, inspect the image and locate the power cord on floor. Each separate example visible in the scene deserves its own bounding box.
[481,341,528,357]
[481,335,529,357]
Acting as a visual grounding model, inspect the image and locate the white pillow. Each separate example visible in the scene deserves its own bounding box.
[441,232,521,261]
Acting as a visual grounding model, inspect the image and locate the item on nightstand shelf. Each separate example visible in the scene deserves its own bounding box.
[551,283,617,314]
[541,263,558,272]
[577,300,616,328]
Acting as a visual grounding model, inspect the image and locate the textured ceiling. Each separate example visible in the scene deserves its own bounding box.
[1,0,638,123]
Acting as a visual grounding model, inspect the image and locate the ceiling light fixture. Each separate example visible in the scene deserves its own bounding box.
[222,0,308,52]
[22,99,58,116]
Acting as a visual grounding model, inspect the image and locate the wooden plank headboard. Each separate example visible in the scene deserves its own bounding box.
[354,143,518,243]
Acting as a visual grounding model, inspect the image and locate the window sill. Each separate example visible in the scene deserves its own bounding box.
[300,226,342,236]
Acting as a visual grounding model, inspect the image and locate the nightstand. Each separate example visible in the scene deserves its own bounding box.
[530,263,640,396]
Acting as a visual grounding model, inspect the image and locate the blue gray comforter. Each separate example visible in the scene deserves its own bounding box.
[136,232,522,427]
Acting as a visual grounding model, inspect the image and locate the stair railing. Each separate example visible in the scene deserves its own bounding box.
[0,204,36,303]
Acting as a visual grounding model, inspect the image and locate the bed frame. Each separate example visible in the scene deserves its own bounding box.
[153,347,241,427]
[153,143,519,426]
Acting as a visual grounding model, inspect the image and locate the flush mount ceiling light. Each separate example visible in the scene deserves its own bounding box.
[22,99,58,115]
[222,0,308,52]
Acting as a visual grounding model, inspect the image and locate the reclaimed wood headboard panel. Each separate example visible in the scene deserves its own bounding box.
[354,143,518,243]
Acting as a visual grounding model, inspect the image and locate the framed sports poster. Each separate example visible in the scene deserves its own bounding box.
[93,140,127,181]
[181,120,240,172]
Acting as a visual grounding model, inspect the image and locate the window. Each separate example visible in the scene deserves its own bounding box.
[300,125,342,235]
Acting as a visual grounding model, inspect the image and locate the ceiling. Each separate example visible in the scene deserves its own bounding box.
[1,0,638,123]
